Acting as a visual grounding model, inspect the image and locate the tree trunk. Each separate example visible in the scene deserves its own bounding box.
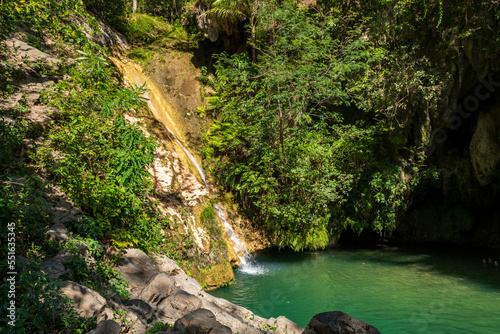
[132,0,137,13]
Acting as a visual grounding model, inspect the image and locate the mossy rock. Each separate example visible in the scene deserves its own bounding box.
[190,262,234,291]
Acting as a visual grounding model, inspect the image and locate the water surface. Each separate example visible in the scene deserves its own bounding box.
[211,245,500,333]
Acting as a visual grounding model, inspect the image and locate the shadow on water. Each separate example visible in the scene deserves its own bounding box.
[251,242,500,292]
[257,246,315,263]
[322,243,500,291]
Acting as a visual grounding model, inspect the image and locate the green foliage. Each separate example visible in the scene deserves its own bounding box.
[67,216,105,240]
[146,322,172,333]
[126,13,173,44]
[0,266,96,333]
[136,0,189,23]
[0,0,91,46]
[205,0,443,249]
[205,1,382,249]
[83,0,129,32]
[0,60,21,98]
[199,205,229,263]
[0,178,53,262]
[32,46,166,250]
[60,235,131,299]
[207,0,252,20]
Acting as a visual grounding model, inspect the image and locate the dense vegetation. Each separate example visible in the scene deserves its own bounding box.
[197,0,500,250]
[203,0,436,249]
[1,0,499,330]
[0,1,169,331]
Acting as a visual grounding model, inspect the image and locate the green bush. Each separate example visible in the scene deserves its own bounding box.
[0,0,91,46]
[0,266,96,333]
[32,46,166,250]
[126,13,172,44]
[83,0,129,32]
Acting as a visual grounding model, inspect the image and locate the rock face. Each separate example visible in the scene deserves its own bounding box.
[194,0,245,52]
[303,311,381,334]
[72,15,129,51]
[108,248,304,334]
[470,105,500,186]
[115,248,160,294]
[56,281,106,318]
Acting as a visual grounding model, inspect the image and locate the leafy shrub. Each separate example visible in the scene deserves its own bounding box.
[0,0,91,46]
[32,46,166,249]
[205,1,381,249]
[83,0,130,32]
[126,13,172,44]
[0,266,96,333]
[0,178,53,262]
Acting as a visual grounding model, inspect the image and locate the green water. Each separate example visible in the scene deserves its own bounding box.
[211,245,500,333]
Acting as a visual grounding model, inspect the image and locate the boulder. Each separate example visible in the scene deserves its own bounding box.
[51,249,75,263]
[154,254,203,295]
[5,38,61,67]
[97,307,114,322]
[47,222,68,241]
[154,254,182,275]
[271,315,304,334]
[41,261,69,279]
[171,270,203,296]
[56,281,106,318]
[156,289,203,322]
[128,299,158,322]
[303,311,380,334]
[107,298,148,334]
[88,320,121,334]
[136,273,177,305]
[115,248,159,292]
[168,290,203,314]
[198,292,269,334]
[173,309,232,334]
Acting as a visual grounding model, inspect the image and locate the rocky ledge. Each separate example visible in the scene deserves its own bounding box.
[49,247,379,334]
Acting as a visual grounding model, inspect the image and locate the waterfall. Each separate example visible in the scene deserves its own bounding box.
[127,66,264,274]
[213,204,267,275]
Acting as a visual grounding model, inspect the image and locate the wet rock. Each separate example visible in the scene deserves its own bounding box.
[56,281,106,318]
[173,309,232,334]
[88,320,121,334]
[303,311,380,334]
[115,248,159,293]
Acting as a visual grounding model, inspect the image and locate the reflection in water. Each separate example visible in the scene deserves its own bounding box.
[212,245,500,333]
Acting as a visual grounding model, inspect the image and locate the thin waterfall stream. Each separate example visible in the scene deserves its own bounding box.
[119,60,262,274]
